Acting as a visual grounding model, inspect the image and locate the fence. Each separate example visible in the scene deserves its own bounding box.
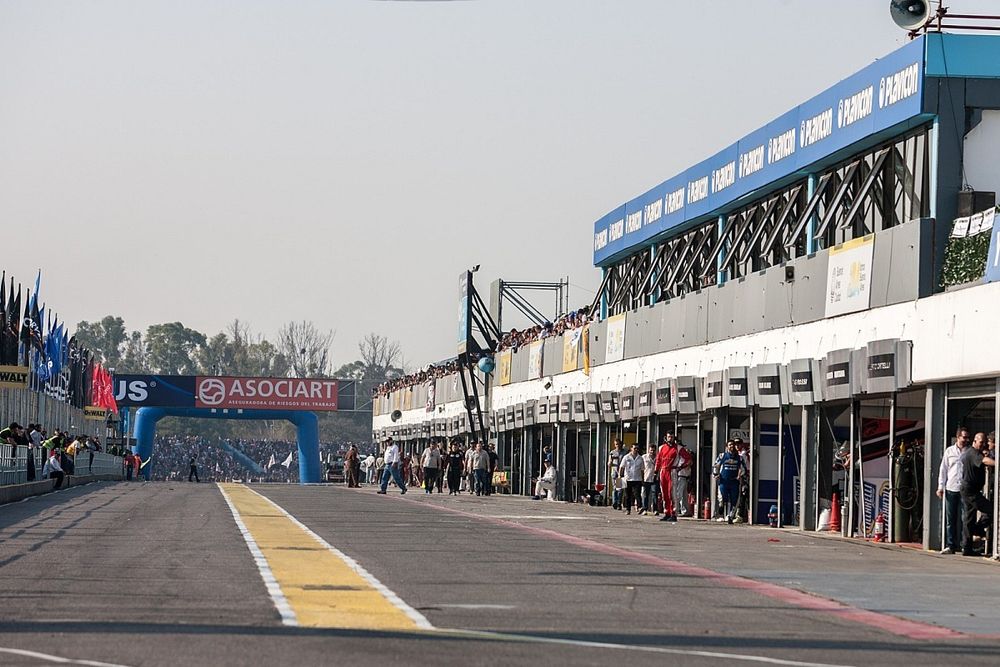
[0,387,89,434]
[0,443,124,486]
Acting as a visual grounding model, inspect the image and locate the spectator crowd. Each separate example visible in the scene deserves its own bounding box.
[373,359,465,397]
[497,306,592,352]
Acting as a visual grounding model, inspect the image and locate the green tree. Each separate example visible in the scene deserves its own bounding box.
[145,322,207,375]
[74,316,128,368]
[119,331,149,373]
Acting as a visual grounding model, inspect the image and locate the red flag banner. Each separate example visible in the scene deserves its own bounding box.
[194,376,339,411]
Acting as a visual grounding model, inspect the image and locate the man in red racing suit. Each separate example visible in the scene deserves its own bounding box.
[655,434,679,522]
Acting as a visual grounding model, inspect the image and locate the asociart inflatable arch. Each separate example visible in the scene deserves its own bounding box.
[132,407,321,483]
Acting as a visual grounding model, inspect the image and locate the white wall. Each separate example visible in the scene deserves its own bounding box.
[964,109,1000,197]
[491,281,1000,408]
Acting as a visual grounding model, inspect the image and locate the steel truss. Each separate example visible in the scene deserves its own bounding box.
[603,126,930,316]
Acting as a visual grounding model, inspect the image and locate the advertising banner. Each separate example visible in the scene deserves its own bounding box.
[825,234,875,317]
[0,365,29,389]
[527,341,544,380]
[498,349,513,386]
[604,313,627,363]
[193,376,338,411]
[562,331,579,373]
[985,208,1000,284]
[594,37,925,266]
[114,375,197,407]
[84,406,107,421]
[114,374,340,411]
[457,271,471,355]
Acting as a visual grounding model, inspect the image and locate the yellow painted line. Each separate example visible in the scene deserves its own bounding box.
[218,483,430,630]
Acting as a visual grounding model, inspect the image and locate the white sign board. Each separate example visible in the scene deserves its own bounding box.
[604,313,627,363]
[527,341,544,380]
[825,234,875,318]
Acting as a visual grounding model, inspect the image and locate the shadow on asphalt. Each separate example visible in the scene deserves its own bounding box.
[0,485,129,569]
[1,621,997,659]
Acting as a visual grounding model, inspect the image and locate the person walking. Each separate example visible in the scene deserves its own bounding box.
[619,444,646,515]
[960,431,995,556]
[485,443,499,496]
[188,456,200,483]
[445,441,465,494]
[345,445,360,488]
[420,441,442,494]
[378,438,407,494]
[716,441,747,524]
[656,434,679,522]
[470,442,491,496]
[937,428,968,554]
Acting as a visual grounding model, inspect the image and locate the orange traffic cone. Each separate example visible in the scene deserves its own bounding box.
[829,492,841,532]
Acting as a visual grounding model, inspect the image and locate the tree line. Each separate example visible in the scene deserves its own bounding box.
[74,316,405,442]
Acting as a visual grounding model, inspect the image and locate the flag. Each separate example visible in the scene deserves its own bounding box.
[0,273,5,365]
[19,291,32,365]
[6,281,20,365]
[581,324,591,376]
[266,453,276,469]
[281,452,293,468]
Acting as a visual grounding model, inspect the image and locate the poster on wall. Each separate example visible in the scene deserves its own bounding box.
[0,365,29,389]
[604,313,627,363]
[562,330,580,373]
[498,349,513,386]
[825,234,875,317]
[984,208,1000,284]
[527,341,544,380]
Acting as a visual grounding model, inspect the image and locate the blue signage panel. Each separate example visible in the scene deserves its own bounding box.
[593,204,627,265]
[113,374,196,408]
[593,37,926,266]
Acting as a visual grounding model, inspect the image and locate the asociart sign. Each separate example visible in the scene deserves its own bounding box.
[113,374,339,411]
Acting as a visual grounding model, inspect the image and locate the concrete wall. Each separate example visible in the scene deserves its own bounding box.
[0,474,124,506]
[503,217,933,385]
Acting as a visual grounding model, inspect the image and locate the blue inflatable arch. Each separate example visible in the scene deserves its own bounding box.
[132,407,322,483]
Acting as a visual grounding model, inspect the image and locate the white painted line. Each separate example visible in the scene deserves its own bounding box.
[216,483,298,627]
[440,629,857,667]
[242,485,433,630]
[0,646,132,667]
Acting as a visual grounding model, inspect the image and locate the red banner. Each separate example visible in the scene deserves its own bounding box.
[194,376,339,411]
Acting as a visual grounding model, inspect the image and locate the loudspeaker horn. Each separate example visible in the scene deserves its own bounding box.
[890,0,931,31]
[390,409,402,422]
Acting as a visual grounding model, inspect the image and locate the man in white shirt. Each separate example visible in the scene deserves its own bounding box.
[533,460,558,501]
[420,442,442,494]
[363,453,376,484]
[377,438,407,495]
[937,428,968,554]
[42,449,65,489]
[619,444,646,515]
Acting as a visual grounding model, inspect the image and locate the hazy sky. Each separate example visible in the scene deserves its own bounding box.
[2,1,992,368]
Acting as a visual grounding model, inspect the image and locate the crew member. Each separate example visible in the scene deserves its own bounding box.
[656,434,679,522]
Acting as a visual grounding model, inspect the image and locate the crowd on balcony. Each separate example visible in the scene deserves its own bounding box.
[497,306,592,352]
[372,359,464,397]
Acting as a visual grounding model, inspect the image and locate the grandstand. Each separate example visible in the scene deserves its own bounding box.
[374,33,1000,553]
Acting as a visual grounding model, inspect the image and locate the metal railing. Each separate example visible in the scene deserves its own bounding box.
[1,445,124,486]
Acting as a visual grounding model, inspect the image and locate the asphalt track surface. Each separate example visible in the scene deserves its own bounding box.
[1,481,1000,666]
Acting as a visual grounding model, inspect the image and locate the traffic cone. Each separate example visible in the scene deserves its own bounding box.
[829,492,841,532]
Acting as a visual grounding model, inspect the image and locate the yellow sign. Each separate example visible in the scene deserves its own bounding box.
[0,365,29,389]
[581,324,591,376]
[498,349,513,386]
[84,406,107,421]
[562,332,579,373]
